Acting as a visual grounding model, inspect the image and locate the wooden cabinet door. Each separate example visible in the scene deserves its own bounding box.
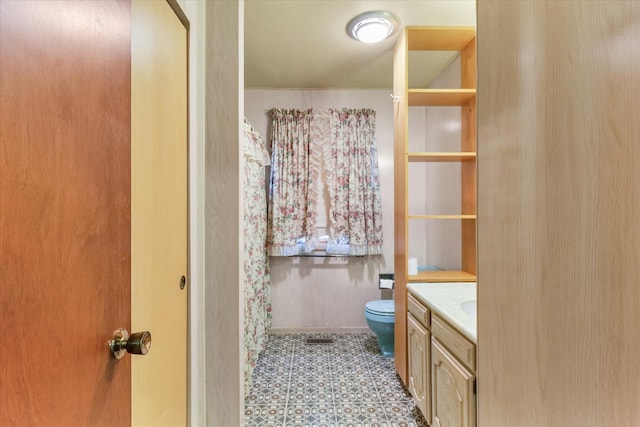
[407,314,431,422]
[431,338,476,427]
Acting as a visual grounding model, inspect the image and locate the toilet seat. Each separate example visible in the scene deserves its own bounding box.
[365,300,395,317]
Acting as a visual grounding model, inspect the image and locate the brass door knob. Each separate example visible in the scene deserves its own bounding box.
[109,328,152,359]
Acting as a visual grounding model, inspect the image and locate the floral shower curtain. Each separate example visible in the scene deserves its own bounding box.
[243,119,271,391]
[267,108,383,256]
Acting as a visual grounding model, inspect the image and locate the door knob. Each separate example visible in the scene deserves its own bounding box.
[109,328,151,360]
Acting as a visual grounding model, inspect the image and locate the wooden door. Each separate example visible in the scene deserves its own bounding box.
[0,2,132,426]
[130,1,188,426]
[431,339,475,427]
[0,1,189,425]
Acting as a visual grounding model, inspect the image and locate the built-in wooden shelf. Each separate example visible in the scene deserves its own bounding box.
[408,214,476,220]
[406,27,476,51]
[394,26,477,386]
[408,89,476,106]
[407,270,477,283]
[408,152,476,162]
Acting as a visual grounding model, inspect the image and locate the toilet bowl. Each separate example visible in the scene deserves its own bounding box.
[365,299,395,358]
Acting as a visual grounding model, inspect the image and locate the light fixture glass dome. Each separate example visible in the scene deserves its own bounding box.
[346,11,399,44]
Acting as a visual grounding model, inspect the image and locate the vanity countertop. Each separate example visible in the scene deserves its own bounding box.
[406,282,477,343]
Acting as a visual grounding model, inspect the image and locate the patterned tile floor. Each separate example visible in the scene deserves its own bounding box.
[245,333,428,427]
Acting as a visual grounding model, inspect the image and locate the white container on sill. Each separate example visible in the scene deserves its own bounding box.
[408,257,418,276]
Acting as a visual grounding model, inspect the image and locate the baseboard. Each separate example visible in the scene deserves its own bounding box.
[269,327,372,334]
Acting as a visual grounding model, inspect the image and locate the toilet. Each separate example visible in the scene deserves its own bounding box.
[365,299,395,358]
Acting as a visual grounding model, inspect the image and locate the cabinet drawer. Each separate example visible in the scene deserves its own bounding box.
[407,294,430,328]
[431,314,476,372]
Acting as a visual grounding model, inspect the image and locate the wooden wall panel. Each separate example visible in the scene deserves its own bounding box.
[477,1,640,426]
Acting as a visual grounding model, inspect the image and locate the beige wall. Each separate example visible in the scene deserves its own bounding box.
[205,0,244,425]
[478,1,640,425]
[245,75,463,330]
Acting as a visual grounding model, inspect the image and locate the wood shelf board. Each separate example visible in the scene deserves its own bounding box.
[406,27,476,51]
[408,152,476,162]
[407,270,476,283]
[408,89,476,106]
[408,215,476,220]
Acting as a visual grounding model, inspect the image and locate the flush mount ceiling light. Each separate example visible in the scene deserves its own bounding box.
[346,11,400,44]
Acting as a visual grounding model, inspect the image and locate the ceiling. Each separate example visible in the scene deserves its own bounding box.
[244,0,476,89]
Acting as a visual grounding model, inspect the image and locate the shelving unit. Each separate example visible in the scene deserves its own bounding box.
[408,152,476,162]
[408,89,476,106]
[393,26,476,384]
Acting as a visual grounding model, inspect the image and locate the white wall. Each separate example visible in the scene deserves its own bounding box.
[245,89,415,330]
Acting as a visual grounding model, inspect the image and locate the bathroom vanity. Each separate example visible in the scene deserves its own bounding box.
[406,282,476,427]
